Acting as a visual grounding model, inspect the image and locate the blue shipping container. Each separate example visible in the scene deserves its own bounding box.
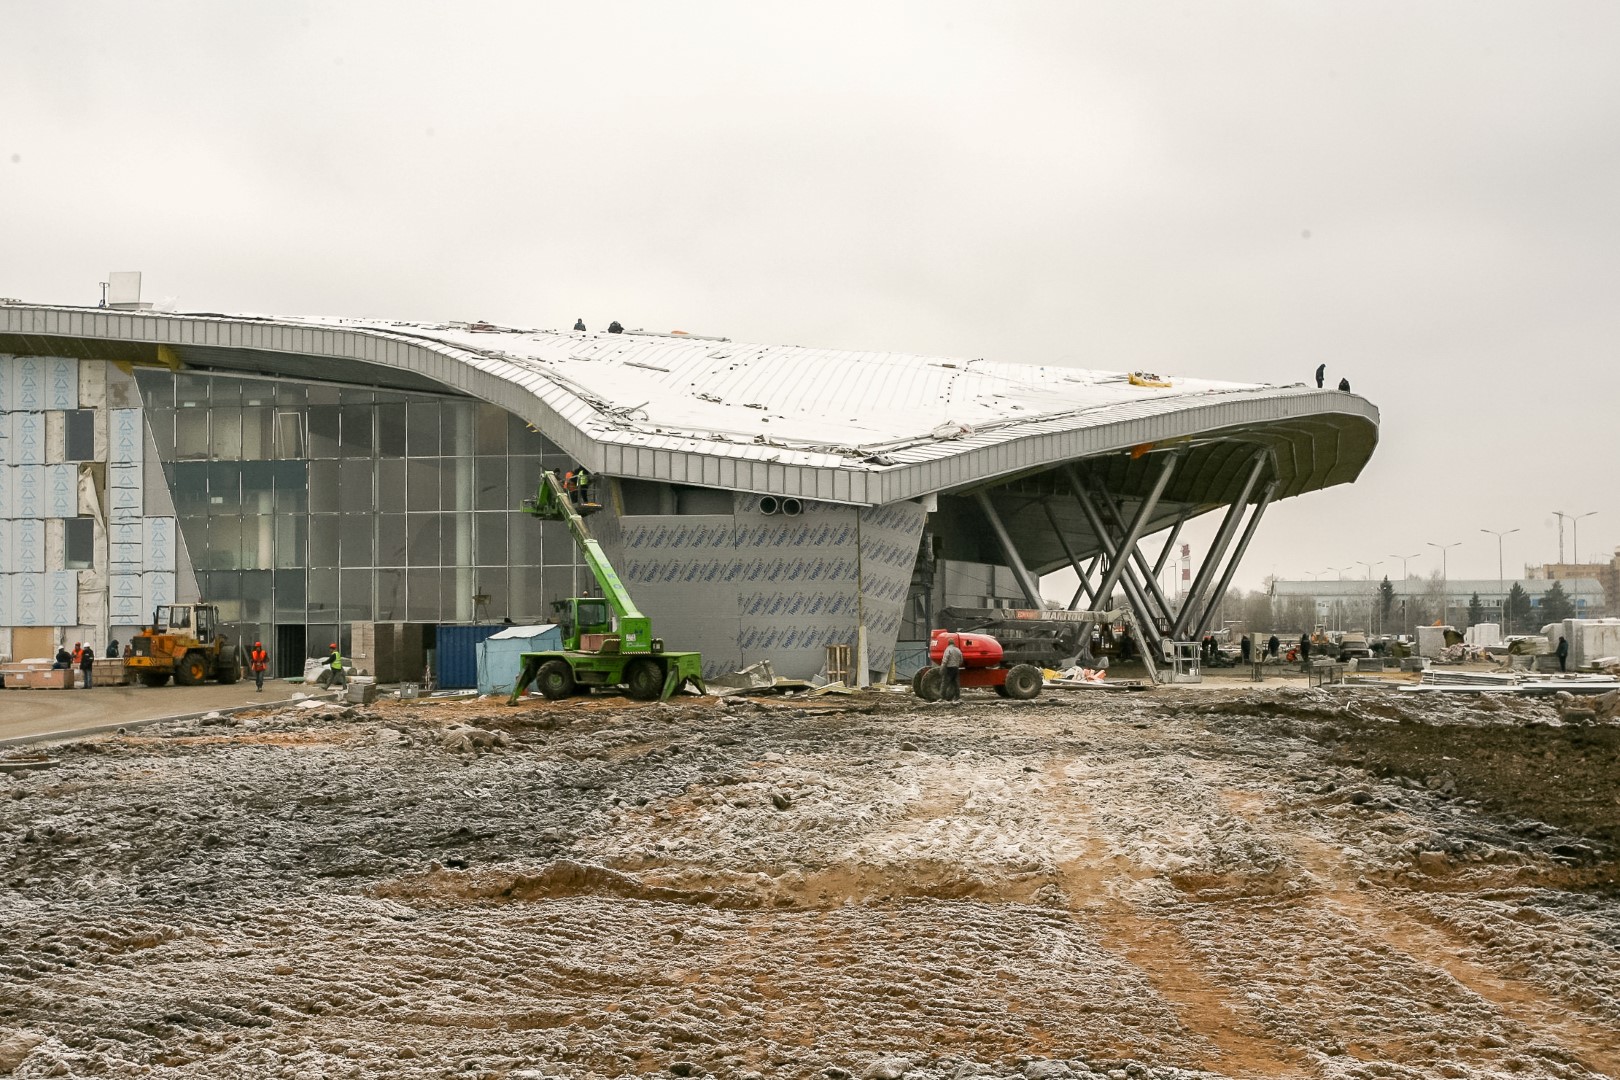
[435,624,504,689]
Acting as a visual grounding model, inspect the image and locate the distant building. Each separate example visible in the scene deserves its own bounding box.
[1269,577,1606,631]
[1527,548,1620,616]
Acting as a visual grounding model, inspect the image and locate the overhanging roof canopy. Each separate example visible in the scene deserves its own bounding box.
[0,303,1378,507]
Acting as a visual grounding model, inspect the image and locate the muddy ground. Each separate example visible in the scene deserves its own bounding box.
[0,685,1616,1079]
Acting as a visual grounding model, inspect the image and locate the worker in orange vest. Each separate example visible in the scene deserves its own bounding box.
[71,642,83,667]
[250,641,270,692]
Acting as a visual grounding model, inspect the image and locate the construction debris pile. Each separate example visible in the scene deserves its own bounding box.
[0,689,1616,1078]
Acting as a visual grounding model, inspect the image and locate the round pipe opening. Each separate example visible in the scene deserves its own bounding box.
[758,495,780,515]
[781,498,803,517]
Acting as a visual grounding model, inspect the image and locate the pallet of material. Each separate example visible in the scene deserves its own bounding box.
[0,664,73,690]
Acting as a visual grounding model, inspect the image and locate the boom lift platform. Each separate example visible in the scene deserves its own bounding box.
[508,471,705,703]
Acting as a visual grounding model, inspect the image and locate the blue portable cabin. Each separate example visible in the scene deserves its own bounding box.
[476,624,563,696]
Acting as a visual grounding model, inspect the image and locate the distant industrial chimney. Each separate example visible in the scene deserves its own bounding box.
[104,271,151,311]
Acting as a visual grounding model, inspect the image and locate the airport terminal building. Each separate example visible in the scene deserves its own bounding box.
[0,302,1379,680]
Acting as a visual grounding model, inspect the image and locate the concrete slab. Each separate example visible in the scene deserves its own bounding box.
[0,680,312,746]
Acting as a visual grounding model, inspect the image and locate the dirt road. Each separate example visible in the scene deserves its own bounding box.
[0,686,1614,1078]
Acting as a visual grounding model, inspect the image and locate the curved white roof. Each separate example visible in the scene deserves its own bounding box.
[0,303,1379,506]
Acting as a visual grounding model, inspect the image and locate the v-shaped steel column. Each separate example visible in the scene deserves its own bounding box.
[1093,479,1180,631]
[1042,500,1098,609]
[974,490,1044,608]
[1170,450,1271,640]
[1191,479,1278,641]
[1068,453,1179,614]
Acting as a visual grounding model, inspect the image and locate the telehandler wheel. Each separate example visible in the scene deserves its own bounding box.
[175,652,208,686]
[624,657,666,701]
[913,665,944,702]
[535,659,576,701]
[992,683,1011,698]
[1003,663,1043,700]
[139,672,171,687]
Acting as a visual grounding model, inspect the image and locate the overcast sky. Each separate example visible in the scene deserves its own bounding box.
[4,1,1617,594]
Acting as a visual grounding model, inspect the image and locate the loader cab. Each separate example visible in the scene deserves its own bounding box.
[152,603,218,641]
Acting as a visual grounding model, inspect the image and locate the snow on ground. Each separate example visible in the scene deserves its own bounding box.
[0,687,1615,1079]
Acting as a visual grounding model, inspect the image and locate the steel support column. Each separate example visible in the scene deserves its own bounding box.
[1152,506,1192,577]
[1065,470,1167,655]
[1042,500,1096,608]
[1067,557,1101,610]
[1191,480,1278,641]
[974,490,1044,608]
[1093,480,1179,630]
[1171,450,1270,640]
[1065,454,1177,614]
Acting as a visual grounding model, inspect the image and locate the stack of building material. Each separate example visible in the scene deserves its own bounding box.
[0,661,72,689]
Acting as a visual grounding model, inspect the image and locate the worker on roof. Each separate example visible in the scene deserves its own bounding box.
[574,318,586,331]
[1338,377,1351,392]
[1315,363,1326,388]
[607,320,624,334]
[250,641,270,692]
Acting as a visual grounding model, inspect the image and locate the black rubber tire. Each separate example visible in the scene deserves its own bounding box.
[993,683,1011,698]
[536,659,576,701]
[175,653,208,686]
[624,657,666,701]
[216,662,241,685]
[913,665,944,702]
[139,672,171,688]
[1003,663,1043,700]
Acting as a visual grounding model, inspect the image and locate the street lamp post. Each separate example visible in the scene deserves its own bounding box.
[1480,527,1520,629]
[1356,560,1383,633]
[1427,541,1461,627]
[1572,511,1597,565]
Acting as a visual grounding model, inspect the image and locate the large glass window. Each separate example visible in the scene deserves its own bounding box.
[340,515,374,567]
[407,402,438,456]
[407,514,439,566]
[143,371,575,638]
[377,513,408,566]
[65,517,94,569]
[308,406,341,458]
[340,405,373,458]
[65,410,95,461]
[211,407,242,459]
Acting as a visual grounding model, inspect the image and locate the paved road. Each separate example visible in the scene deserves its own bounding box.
[0,680,311,745]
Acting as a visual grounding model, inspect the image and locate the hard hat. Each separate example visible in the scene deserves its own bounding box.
[329,643,337,648]
[254,641,262,647]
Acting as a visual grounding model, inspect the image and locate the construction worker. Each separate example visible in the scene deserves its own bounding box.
[71,642,83,667]
[250,641,270,692]
[573,318,587,331]
[562,469,578,502]
[327,643,347,690]
[940,635,964,703]
[79,644,96,689]
[1556,635,1569,672]
[106,636,119,659]
[607,320,624,334]
[1268,633,1280,658]
[1299,631,1312,672]
[1338,377,1351,392]
[574,467,592,504]
[1315,363,1326,388]
[53,644,71,670]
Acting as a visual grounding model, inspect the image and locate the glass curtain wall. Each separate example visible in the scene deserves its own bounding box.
[136,370,575,650]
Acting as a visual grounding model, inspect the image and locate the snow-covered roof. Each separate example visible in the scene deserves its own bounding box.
[0,303,1379,506]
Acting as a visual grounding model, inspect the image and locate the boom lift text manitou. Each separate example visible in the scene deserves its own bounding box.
[509,471,705,703]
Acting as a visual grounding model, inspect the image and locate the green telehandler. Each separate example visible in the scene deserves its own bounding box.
[508,470,705,703]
